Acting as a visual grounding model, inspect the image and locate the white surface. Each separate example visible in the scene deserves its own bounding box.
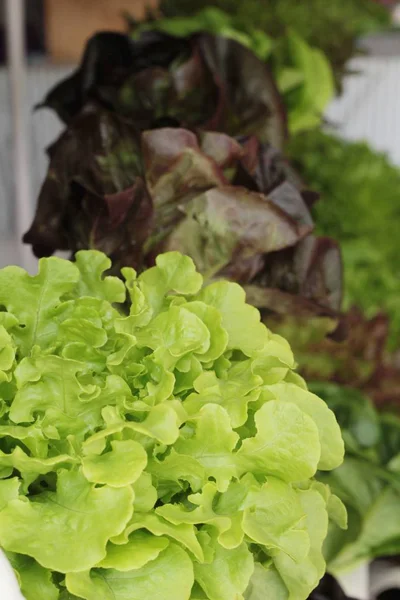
[338,564,370,600]
[0,550,25,599]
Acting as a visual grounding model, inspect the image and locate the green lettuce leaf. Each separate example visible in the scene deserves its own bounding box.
[0,469,134,572]
[194,532,254,600]
[82,440,147,487]
[237,400,321,482]
[7,553,59,600]
[66,543,194,600]
[0,258,79,354]
[98,531,169,570]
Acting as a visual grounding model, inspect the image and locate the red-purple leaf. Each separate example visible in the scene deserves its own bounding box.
[36,30,287,147]
[161,185,306,277]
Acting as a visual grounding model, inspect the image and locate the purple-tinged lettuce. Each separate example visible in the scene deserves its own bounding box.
[24,124,342,327]
[37,30,287,148]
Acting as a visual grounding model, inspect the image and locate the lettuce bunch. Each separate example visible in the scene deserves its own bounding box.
[0,251,344,599]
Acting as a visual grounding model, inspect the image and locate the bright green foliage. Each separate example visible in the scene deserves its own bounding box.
[288,129,400,348]
[0,250,344,599]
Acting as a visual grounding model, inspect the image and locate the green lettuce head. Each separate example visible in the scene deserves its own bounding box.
[0,250,344,599]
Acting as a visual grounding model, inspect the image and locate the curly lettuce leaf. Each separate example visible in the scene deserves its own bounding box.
[66,543,194,600]
[0,258,79,354]
[0,251,344,599]
[237,400,321,482]
[0,470,134,572]
[194,532,254,600]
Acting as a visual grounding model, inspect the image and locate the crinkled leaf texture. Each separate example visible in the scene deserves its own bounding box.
[0,251,344,599]
[24,28,342,325]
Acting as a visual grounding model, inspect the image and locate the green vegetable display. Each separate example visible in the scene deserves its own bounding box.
[312,382,400,573]
[0,250,344,599]
[287,129,400,350]
[9,0,400,592]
